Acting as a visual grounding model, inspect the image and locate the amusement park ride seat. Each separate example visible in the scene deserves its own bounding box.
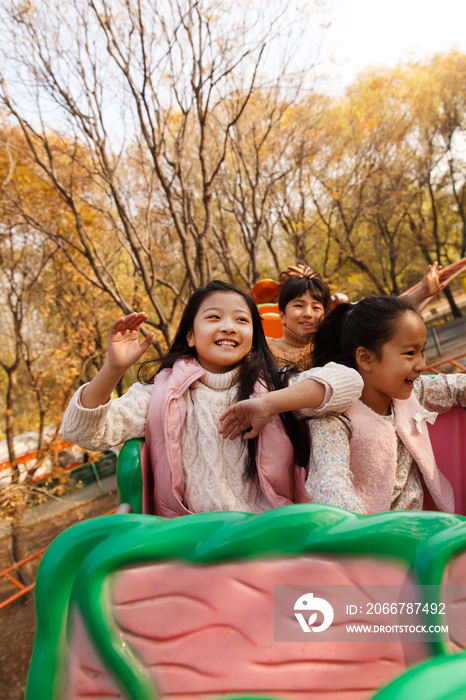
[25,404,466,700]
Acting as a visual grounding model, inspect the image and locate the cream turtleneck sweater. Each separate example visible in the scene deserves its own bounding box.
[181,367,271,514]
[266,326,311,368]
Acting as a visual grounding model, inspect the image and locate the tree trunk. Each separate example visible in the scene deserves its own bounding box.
[8,526,32,602]
[443,286,462,318]
[5,372,19,481]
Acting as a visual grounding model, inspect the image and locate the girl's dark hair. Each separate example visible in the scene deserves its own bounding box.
[312,295,418,369]
[138,280,310,480]
[278,274,331,314]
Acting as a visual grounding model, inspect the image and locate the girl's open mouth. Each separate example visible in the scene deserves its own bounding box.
[215,340,238,347]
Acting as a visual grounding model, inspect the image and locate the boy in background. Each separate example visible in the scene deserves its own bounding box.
[267,267,329,368]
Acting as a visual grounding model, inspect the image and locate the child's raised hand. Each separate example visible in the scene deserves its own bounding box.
[107,312,154,372]
[404,261,444,307]
[219,398,273,440]
[420,261,444,299]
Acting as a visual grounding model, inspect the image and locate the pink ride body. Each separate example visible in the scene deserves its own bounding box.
[67,554,432,700]
[141,357,309,517]
[346,396,455,514]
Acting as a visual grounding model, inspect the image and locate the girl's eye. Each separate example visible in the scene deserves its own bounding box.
[207,315,220,320]
[237,317,250,323]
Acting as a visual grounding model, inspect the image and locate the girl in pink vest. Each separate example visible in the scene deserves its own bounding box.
[62,281,362,516]
[300,295,462,515]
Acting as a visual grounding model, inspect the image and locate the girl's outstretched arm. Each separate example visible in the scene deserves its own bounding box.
[81,313,154,409]
[219,381,325,440]
[219,363,363,440]
[219,397,271,440]
[414,372,466,413]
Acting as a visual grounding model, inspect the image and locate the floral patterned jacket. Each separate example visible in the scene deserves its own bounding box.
[305,373,466,514]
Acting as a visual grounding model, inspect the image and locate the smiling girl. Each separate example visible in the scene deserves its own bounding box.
[61,281,362,516]
[305,296,465,515]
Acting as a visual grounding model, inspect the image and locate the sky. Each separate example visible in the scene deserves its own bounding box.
[319,0,466,90]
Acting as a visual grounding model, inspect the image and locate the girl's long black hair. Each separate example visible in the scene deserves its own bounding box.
[312,295,417,369]
[138,280,310,480]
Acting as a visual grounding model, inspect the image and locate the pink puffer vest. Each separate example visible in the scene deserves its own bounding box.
[141,358,309,517]
[345,396,455,514]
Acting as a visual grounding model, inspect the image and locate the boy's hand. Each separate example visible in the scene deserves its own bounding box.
[219,398,273,440]
[107,312,154,372]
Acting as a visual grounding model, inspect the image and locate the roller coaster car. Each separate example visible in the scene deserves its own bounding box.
[26,409,466,700]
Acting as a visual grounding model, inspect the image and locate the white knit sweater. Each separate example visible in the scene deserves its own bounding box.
[180,367,271,513]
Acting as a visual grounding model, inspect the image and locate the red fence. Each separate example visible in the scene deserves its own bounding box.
[0,548,46,611]
[425,353,466,374]
[0,507,118,610]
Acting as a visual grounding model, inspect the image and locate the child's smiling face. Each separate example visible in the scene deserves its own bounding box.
[358,311,427,415]
[186,291,253,373]
[279,291,325,337]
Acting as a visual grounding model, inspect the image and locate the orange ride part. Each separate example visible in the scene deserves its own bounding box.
[257,303,279,315]
[250,279,280,304]
[261,313,283,339]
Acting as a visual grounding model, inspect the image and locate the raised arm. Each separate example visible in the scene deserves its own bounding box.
[403,261,443,308]
[81,313,154,408]
[219,363,363,440]
[414,373,466,413]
